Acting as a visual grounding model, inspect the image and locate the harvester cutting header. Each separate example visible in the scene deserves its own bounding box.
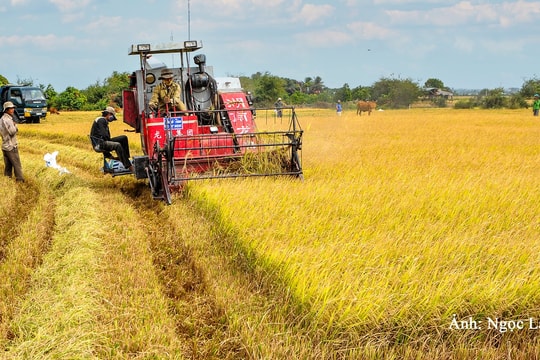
[117,41,303,204]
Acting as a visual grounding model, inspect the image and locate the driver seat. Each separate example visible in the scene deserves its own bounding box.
[89,134,117,172]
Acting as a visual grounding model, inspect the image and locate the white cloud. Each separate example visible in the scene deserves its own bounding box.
[373,0,448,4]
[295,4,334,25]
[176,0,291,16]
[251,0,289,7]
[206,0,243,12]
[483,38,526,54]
[0,34,77,49]
[62,12,86,23]
[49,0,91,13]
[347,22,396,40]
[385,1,540,27]
[499,0,540,25]
[385,2,475,26]
[229,39,266,51]
[453,36,475,53]
[294,29,352,47]
[84,15,124,33]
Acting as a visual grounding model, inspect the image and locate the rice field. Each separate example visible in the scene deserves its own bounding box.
[187,107,540,357]
[1,107,539,358]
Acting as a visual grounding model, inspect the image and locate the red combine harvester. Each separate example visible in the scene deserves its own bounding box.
[119,41,303,204]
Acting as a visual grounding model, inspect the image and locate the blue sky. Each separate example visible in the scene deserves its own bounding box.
[1,0,539,92]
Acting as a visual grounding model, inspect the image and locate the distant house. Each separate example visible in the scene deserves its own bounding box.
[425,87,454,100]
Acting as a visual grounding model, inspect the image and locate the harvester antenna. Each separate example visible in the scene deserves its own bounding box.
[170,31,174,67]
[187,0,191,40]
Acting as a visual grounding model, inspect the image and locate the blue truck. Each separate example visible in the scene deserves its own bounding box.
[0,84,48,123]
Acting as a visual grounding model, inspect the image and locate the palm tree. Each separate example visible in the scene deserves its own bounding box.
[303,77,313,94]
[311,76,325,94]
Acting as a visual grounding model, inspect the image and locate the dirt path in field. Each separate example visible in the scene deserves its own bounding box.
[0,182,40,260]
[122,184,249,358]
[0,175,55,344]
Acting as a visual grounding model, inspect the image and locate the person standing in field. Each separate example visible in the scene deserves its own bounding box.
[336,100,343,116]
[0,101,25,182]
[274,97,284,119]
[149,68,187,116]
[533,94,540,116]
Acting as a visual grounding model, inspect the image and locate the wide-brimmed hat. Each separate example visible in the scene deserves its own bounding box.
[535,94,539,98]
[103,106,117,120]
[159,68,174,80]
[3,101,15,111]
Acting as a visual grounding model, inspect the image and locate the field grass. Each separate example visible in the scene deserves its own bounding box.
[1,108,539,358]
[187,108,540,357]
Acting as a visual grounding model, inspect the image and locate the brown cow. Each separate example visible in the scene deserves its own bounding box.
[49,107,60,115]
[356,100,376,115]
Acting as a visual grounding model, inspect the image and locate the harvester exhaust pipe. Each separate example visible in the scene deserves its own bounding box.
[193,54,206,73]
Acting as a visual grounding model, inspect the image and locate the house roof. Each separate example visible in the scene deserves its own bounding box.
[425,88,453,96]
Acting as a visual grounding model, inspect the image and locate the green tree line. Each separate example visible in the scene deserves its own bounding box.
[1,72,540,111]
[0,72,129,112]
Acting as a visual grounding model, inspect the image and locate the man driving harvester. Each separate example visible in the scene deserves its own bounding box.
[149,68,187,116]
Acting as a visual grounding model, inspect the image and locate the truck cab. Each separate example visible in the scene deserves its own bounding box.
[0,85,48,123]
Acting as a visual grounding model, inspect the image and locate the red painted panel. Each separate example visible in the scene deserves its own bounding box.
[122,89,138,129]
[220,92,256,134]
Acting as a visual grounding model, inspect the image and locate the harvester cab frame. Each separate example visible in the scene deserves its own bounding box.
[120,41,303,204]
